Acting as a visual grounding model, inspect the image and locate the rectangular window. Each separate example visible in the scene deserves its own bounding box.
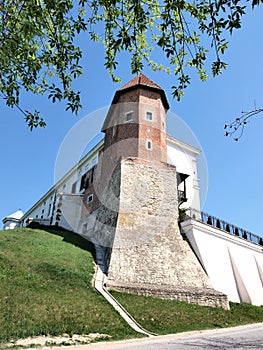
[71,181,77,193]
[47,204,52,217]
[79,174,87,192]
[82,223,88,234]
[91,166,96,183]
[126,112,133,122]
[146,112,153,120]
[87,194,93,204]
[146,139,152,150]
[112,125,117,138]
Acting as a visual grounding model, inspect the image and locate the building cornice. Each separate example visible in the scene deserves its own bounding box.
[181,218,263,253]
[166,134,201,156]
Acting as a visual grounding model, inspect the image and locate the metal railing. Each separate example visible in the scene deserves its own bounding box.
[185,208,263,247]
[178,190,187,205]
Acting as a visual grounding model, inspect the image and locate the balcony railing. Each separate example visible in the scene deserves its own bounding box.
[178,190,187,205]
[184,208,263,247]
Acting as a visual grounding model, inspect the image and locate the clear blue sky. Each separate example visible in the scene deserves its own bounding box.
[1,6,263,236]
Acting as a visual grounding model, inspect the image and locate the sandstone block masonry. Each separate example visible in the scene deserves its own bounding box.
[106,158,229,309]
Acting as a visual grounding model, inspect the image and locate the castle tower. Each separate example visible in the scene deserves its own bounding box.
[95,74,229,309]
[101,74,168,166]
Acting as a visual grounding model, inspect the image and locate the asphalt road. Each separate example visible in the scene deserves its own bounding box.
[54,323,263,350]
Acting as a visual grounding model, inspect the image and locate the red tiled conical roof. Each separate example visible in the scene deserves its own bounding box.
[110,73,169,110]
[119,73,162,91]
[102,74,169,132]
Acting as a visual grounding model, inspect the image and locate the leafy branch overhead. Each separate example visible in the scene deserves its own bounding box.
[0,0,256,129]
[224,108,263,141]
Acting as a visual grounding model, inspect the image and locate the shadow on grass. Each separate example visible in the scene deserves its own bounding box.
[27,223,96,261]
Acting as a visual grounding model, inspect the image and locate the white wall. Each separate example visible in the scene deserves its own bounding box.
[3,221,19,230]
[167,140,201,212]
[21,152,99,227]
[181,219,263,306]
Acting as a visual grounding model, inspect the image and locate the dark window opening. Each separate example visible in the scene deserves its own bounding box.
[126,112,133,121]
[47,204,52,217]
[146,112,153,120]
[146,140,152,150]
[87,194,93,203]
[80,174,89,192]
[91,167,95,183]
[71,181,77,193]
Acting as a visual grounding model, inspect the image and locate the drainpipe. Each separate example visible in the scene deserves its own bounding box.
[94,266,157,337]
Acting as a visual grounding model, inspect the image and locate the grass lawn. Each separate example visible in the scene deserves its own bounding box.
[111,291,263,335]
[0,228,139,344]
[1,227,262,346]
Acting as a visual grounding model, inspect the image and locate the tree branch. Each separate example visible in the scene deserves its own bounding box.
[224,108,263,141]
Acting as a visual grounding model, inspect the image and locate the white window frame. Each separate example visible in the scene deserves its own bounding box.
[146,139,153,150]
[146,111,153,121]
[87,194,93,204]
[125,111,133,122]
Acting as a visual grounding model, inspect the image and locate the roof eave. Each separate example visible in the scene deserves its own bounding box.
[112,84,170,110]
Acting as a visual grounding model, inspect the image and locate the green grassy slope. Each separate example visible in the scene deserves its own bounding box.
[111,291,263,335]
[1,228,262,345]
[0,228,139,343]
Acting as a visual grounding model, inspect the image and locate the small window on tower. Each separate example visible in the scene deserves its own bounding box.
[126,112,133,122]
[146,140,152,150]
[87,194,93,204]
[146,112,153,121]
[112,125,117,138]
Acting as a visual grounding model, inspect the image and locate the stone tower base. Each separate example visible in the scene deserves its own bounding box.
[106,158,229,310]
[107,281,228,309]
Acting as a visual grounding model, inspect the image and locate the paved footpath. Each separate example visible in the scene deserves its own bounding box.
[48,323,263,350]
